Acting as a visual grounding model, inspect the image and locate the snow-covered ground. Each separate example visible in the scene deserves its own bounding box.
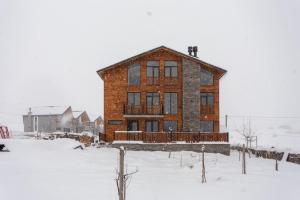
[223,117,300,152]
[0,138,299,200]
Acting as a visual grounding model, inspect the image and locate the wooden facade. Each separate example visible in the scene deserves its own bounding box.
[97,46,227,142]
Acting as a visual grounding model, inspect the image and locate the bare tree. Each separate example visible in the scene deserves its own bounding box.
[115,147,138,200]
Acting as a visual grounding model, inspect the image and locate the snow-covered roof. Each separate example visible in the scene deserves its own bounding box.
[72,111,83,119]
[27,106,69,116]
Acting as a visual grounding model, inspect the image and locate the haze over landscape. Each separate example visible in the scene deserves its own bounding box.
[1,0,300,131]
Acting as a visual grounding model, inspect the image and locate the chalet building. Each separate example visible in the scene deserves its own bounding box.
[97,46,228,142]
[23,106,103,134]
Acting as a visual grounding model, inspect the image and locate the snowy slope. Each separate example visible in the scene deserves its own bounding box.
[0,139,299,200]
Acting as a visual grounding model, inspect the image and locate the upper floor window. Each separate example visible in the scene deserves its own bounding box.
[200,93,214,106]
[200,69,213,85]
[128,63,140,85]
[146,93,160,106]
[164,93,177,114]
[164,61,178,77]
[147,61,159,85]
[128,92,140,106]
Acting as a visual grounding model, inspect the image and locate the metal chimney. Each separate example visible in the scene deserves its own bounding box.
[188,46,193,56]
[192,46,198,57]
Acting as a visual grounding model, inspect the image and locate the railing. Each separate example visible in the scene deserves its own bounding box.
[113,131,229,143]
[200,105,214,114]
[124,104,164,115]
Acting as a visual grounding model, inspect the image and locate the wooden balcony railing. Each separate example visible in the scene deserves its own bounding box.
[124,104,164,115]
[113,131,229,143]
[200,105,214,114]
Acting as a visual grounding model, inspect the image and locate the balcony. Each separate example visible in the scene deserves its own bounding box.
[200,105,214,114]
[113,131,229,143]
[123,104,164,117]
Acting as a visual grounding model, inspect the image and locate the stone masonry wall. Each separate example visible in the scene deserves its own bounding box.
[182,58,201,132]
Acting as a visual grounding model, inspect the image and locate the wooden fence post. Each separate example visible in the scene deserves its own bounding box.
[119,147,125,200]
[242,144,246,174]
[202,145,207,183]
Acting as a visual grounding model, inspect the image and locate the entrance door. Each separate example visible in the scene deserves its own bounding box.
[127,120,139,131]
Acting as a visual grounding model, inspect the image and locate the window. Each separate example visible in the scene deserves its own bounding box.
[128,64,140,85]
[164,93,177,114]
[200,69,213,85]
[164,61,178,77]
[145,120,159,132]
[164,120,177,132]
[200,121,214,132]
[147,61,159,85]
[108,120,123,125]
[200,93,214,106]
[146,93,160,106]
[128,92,140,106]
[128,120,138,131]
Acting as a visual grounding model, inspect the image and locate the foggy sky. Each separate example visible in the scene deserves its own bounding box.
[1,0,300,130]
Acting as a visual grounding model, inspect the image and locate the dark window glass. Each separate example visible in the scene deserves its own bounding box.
[146,93,159,106]
[200,69,213,85]
[128,120,138,131]
[145,120,159,132]
[128,93,140,105]
[164,61,178,77]
[200,93,214,105]
[164,120,177,132]
[147,61,159,78]
[200,121,214,132]
[128,64,140,85]
[108,120,123,125]
[164,93,177,114]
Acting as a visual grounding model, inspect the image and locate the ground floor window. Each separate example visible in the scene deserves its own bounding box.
[164,120,177,132]
[145,120,159,132]
[200,121,214,132]
[127,120,139,131]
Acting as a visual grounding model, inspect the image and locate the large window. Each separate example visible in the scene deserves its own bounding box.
[164,93,177,114]
[146,93,160,106]
[128,120,139,131]
[128,63,140,85]
[147,61,159,85]
[200,121,214,132]
[164,120,177,132]
[164,61,178,77]
[145,120,159,132]
[200,69,213,85]
[200,93,214,106]
[128,92,140,106]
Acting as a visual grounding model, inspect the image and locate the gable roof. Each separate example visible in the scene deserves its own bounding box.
[72,111,83,119]
[27,106,70,116]
[96,45,227,79]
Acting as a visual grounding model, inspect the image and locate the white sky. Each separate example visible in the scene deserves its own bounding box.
[1,0,300,130]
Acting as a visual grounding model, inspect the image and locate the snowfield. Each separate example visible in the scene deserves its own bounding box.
[0,138,300,200]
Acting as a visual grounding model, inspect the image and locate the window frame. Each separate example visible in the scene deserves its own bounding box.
[164,92,178,114]
[127,92,141,106]
[164,120,177,132]
[200,68,214,86]
[164,61,178,78]
[127,120,139,131]
[145,120,159,132]
[200,93,214,106]
[146,92,160,107]
[128,63,141,86]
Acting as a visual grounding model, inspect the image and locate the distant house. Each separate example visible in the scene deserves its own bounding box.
[23,106,103,134]
[23,106,74,133]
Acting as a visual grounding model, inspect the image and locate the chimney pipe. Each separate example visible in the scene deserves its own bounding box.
[188,46,193,56]
[192,46,198,57]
